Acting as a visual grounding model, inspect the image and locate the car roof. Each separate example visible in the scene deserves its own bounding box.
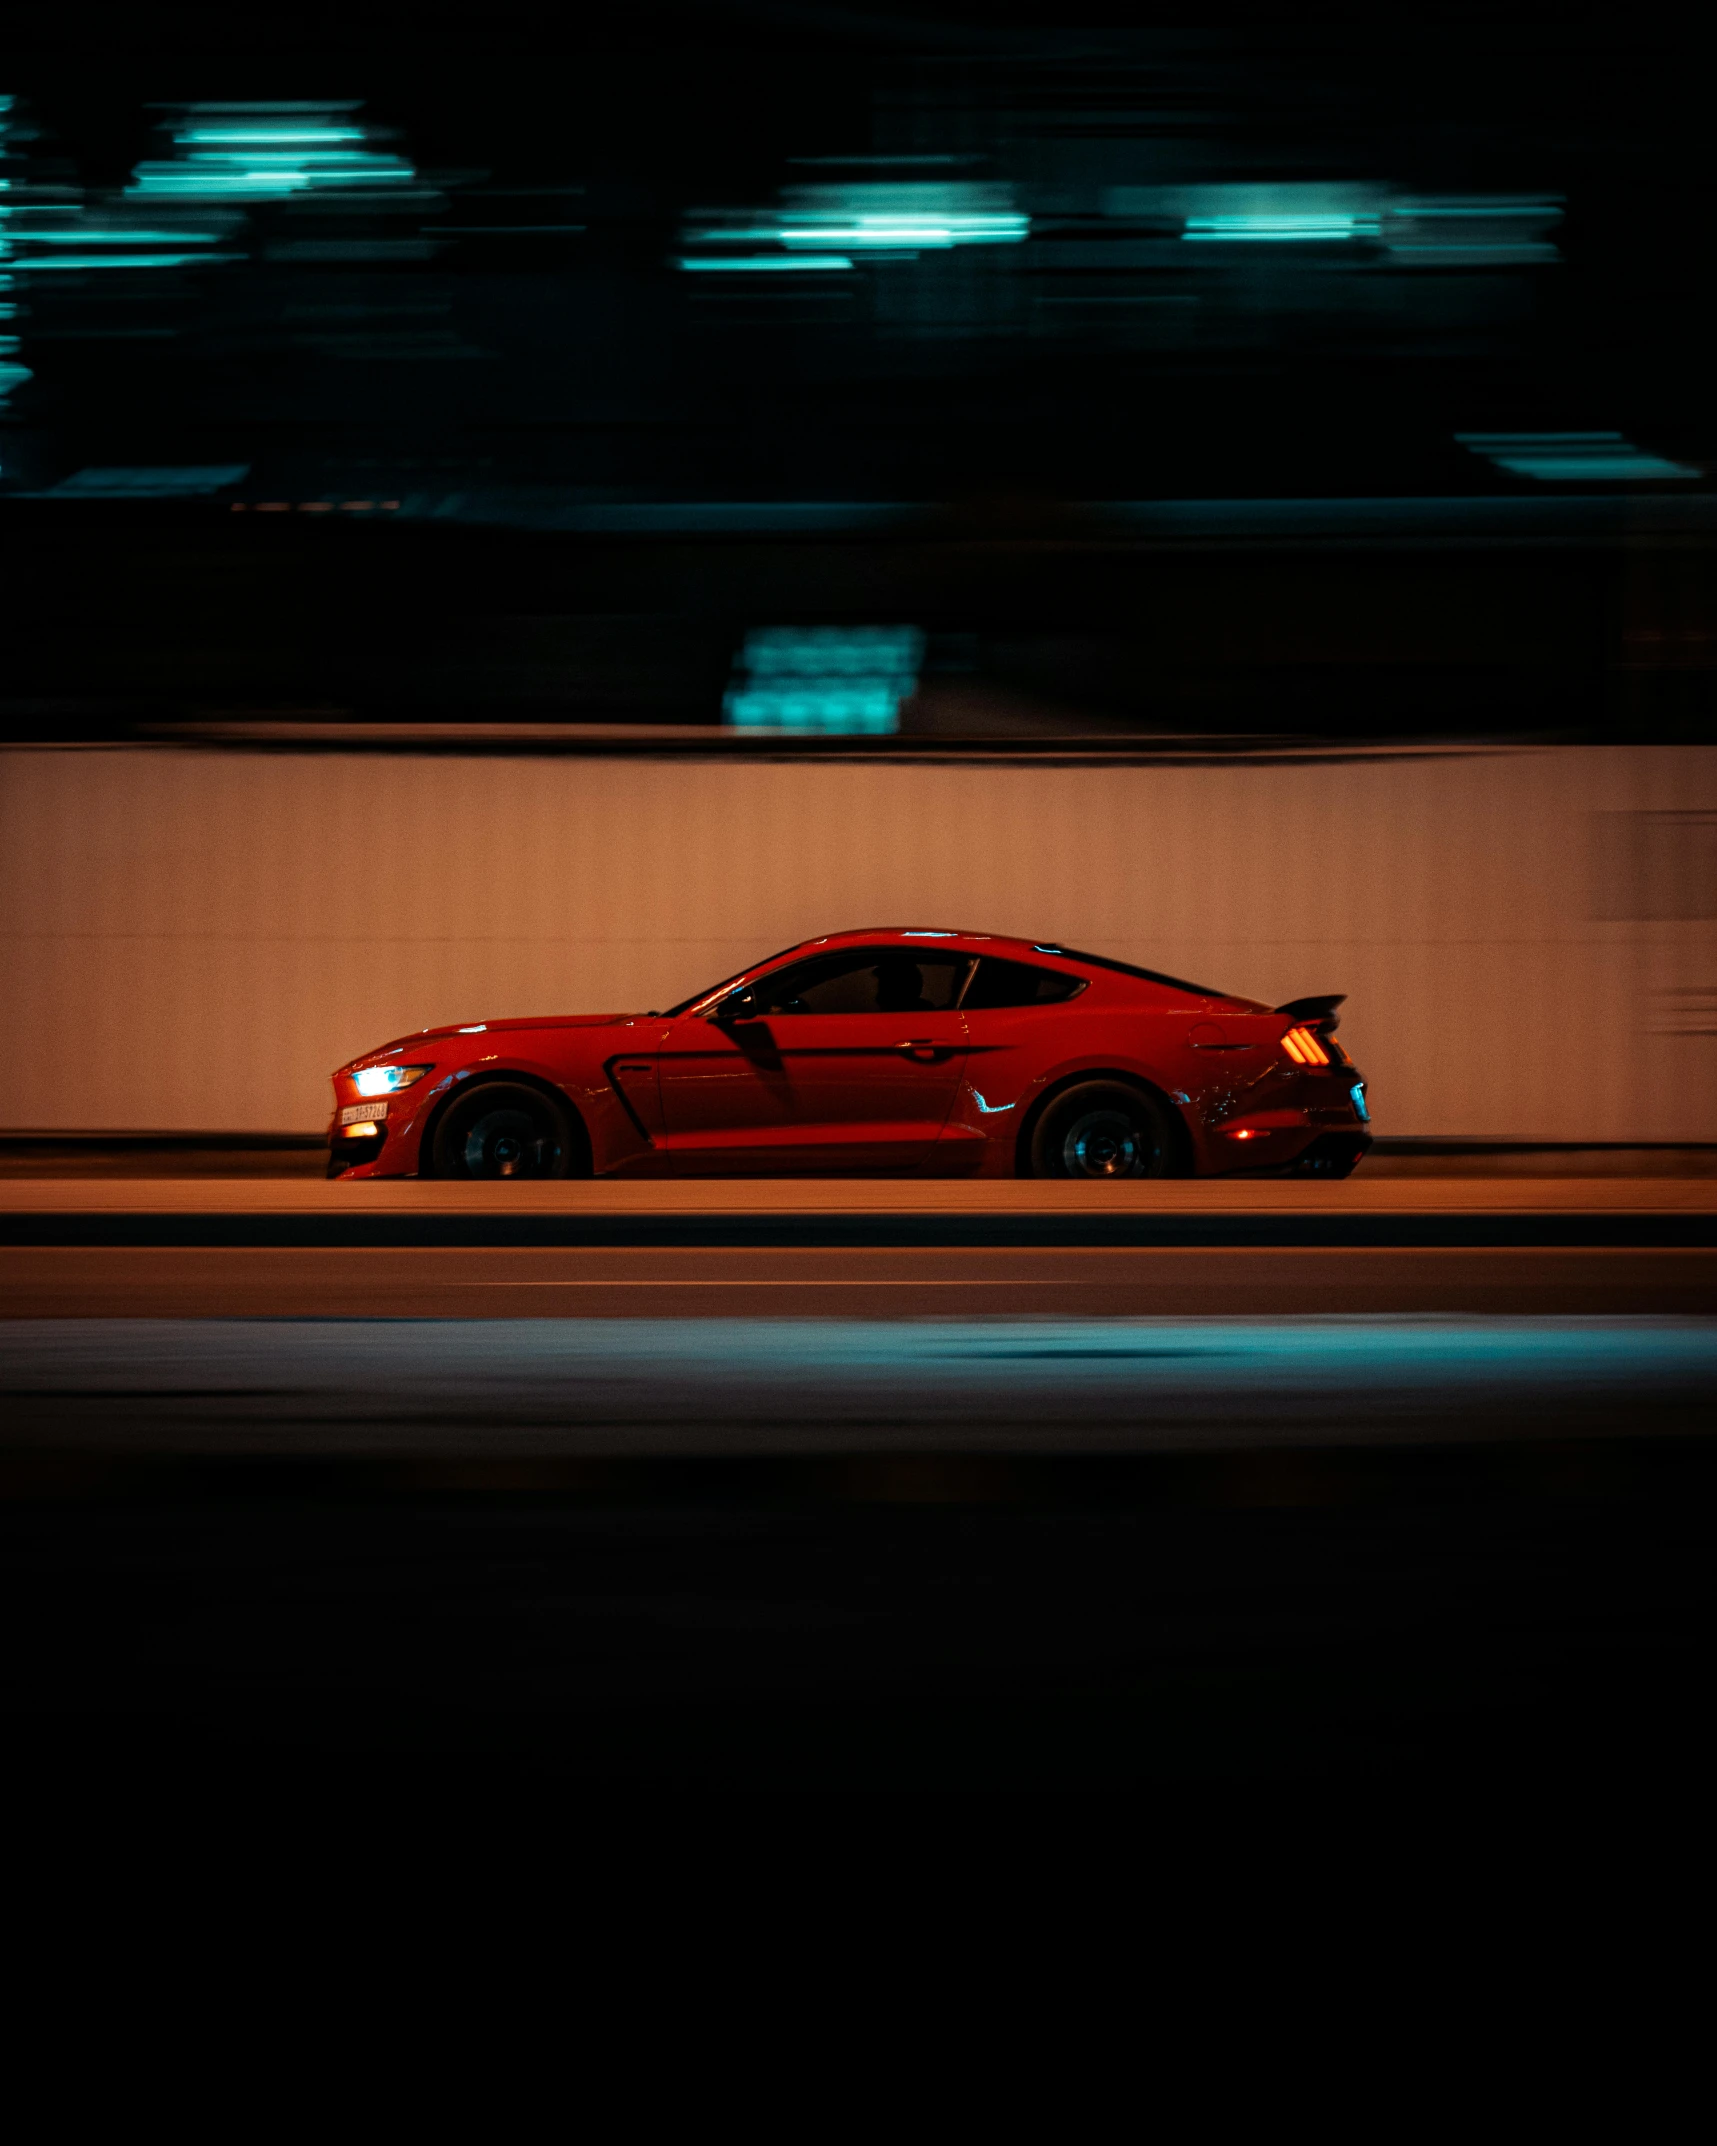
[793,927,1050,956]
[775,929,1242,1005]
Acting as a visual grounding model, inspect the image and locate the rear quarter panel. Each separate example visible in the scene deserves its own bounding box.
[951,1001,1204,1174]
[951,995,1311,1175]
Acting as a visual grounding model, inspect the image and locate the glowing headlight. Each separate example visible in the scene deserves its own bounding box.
[352,1063,432,1098]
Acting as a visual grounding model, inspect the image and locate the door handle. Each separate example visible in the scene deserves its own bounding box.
[895,1039,944,1061]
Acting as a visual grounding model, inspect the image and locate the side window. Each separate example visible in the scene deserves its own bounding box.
[960,958,1086,1010]
[753,950,968,1014]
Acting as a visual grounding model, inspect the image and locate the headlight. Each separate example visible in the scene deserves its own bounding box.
[352,1063,432,1098]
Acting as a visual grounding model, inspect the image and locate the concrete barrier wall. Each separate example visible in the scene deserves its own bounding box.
[3,742,1714,1138]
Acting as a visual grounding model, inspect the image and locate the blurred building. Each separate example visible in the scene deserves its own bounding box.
[0,9,1711,743]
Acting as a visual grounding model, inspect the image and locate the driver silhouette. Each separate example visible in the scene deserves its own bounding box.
[874,956,932,1013]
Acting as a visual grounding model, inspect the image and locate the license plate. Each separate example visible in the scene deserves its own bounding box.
[339,1101,388,1125]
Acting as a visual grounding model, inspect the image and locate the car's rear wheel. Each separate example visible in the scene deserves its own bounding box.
[1028,1080,1177,1180]
[429,1081,579,1180]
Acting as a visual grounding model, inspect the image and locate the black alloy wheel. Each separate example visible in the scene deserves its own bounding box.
[429,1081,579,1180]
[1029,1080,1176,1180]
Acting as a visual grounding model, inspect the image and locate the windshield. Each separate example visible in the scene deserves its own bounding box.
[659,943,809,1018]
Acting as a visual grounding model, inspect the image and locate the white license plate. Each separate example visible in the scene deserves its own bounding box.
[339,1101,388,1125]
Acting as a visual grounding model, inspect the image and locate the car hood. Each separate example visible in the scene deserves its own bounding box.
[426,1014,636,1035]
[342,1014,639,1069]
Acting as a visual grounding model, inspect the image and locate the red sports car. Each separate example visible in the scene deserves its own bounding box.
[327,928,1370,1181]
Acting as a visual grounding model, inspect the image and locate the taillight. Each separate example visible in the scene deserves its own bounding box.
[1280,1025,1330,1066]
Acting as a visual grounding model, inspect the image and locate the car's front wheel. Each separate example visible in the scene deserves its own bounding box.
[428,1081,580,1180]
[1028,1080,1177,1179]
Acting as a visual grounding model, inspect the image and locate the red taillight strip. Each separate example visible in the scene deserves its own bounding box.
[1282,1024,1329,1066]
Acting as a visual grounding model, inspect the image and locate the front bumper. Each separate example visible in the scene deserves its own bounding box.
[327,1070,447,1178]
[327,1117,389,1176]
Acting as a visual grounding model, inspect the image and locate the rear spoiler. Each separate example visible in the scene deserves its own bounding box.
[1273,993,1345,1034]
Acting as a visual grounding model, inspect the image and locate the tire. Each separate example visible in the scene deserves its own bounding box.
[1028,1080,1177,1180]
[428,1081,580,1181]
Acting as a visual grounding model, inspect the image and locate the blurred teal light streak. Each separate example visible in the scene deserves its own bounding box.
[19,253,236,270]
[1184,214,1380,241]
[679,253,853,272]
[1458,432,1700,483]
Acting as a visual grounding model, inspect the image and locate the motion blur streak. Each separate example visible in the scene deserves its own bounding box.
[1458,433,1701,484]
[127,103,418,200]
[6,1317,1714,1454]
[680,181,1028,272]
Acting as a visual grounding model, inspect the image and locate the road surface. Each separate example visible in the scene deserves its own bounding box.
[5,1178,1714,1784]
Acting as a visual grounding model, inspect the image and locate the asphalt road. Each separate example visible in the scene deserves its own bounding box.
[10,1177,1714,1216]
[6,1178,1714,1787]
[6,1243,1717,1317]
[6,1177,1715,1258]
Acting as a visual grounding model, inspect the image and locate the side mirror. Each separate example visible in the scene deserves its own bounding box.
[717,988,763,1024]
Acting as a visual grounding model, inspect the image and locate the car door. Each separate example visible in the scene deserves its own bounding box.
[654,947,970,1172]
[954,954,1092,1111]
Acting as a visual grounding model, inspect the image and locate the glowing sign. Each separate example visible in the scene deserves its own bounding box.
[724,627,924,735]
